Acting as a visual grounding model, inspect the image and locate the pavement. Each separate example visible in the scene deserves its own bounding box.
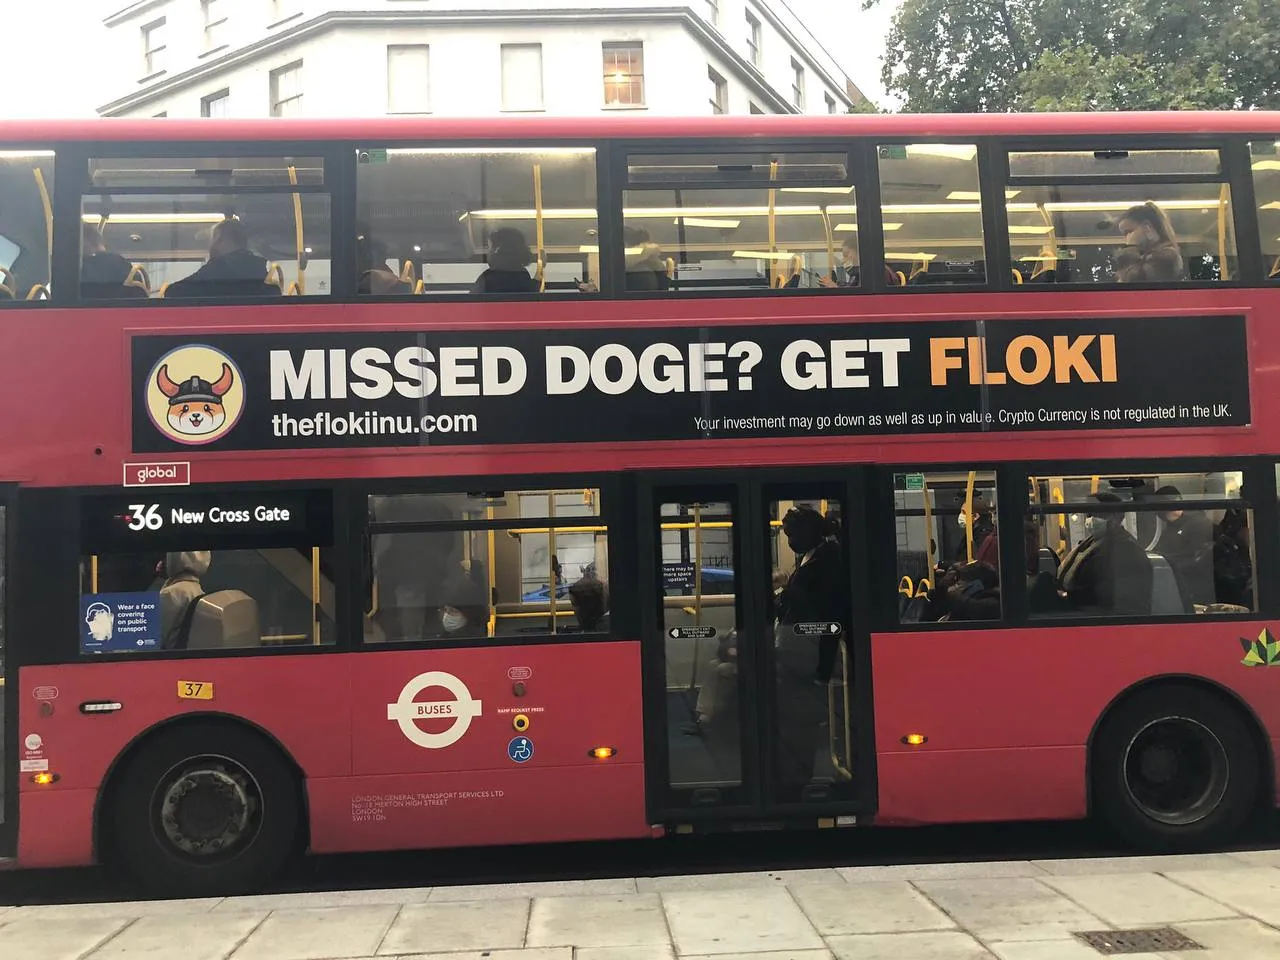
[7,849,1280,959]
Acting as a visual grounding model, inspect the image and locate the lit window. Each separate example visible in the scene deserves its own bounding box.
[387,45,430,114]
[270,61,303,117]
[501,44,544,112]
[603,43,644,107]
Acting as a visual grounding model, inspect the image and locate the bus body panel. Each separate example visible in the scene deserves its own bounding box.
[871,621,1280,824]
[13,642,644,867]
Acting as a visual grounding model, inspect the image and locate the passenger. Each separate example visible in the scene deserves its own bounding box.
[578,227,670,292]
[684,627,738,735]
[818,237,860,288]
[164,218,280,299]
[568,566,610,632]
[80,223,135,298]
[159,551,211,648]
[1214,488,1253,608]
[773,506,849,795]
[923,561,1000,621]
[972,511,998,566]
[1150,485,1215,605]
[1115,201,1183,282]
[472,227,538,294]
[356,235,411,295]
[1057,493,1153,615]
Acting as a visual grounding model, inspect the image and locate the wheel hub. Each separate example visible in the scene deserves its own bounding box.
[158,763,257,857]
[1122,717,1229,826]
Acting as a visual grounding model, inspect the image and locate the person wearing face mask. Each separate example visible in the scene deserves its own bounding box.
[772,505,849,796]
[1149,485,1214,606]
[1114,201,1184,283]
[1057,492,1153,616]
[818,238,861,288]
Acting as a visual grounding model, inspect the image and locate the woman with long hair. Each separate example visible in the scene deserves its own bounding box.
[1114,200,1184,282]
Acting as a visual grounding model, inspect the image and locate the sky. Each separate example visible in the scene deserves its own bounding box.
[0,1,899,119]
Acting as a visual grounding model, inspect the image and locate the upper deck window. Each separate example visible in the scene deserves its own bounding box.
[354,145,598,298]
[1004,147,1237,285]
[875,143,986,287]
[0,148,54,305]
[81,153,330,301]
[620,150,856,294]
[1249,141,1280,282]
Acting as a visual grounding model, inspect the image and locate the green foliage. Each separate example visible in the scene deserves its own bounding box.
[861,0,1280,112]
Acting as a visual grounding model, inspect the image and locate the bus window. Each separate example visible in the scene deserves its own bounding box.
[893,470,1000,624]
[1026,470,1253,619]
[83,154,330,299]
[1250,141,1280,282]
[354,146,598,297]
[621,150,855,293]
[1005,148,1236,284]
[0,148,54,303]
[366,487,608,642]
[876,143,985,287]
[78,548,337,652]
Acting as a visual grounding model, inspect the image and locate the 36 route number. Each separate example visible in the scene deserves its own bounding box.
[128,504,163,531]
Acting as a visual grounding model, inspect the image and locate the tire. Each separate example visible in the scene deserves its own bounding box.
[1092,684,1259,853]
[104,721,301,897]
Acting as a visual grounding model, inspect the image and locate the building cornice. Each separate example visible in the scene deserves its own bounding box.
[98,7,848,116]
[104,0,169,27]
[746,0,862,104]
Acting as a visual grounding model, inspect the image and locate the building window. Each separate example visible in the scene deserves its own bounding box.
[705,0,720,26]
[141,18,167,76]
[270,61,303,117]
[708,67,728,115]
[386,45,430,114]
[501,43,544,112]
[746,12,762,67]
[749,101,764,114]
[200,90,230,118]
[202,0,227,50]
[791,58,805,109]
[825,93,838,114]
[603,42,644,107]
[268,0,293,22]
[152,111,168,118]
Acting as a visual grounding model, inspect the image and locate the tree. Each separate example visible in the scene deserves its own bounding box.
[862,0,1280,112]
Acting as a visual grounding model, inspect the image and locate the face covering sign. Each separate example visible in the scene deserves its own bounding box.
[130,313,1249,452]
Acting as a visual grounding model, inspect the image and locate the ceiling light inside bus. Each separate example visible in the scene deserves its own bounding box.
[949,190,1021,200]
[778,186,854,195]
[0,150,55,159]
[386,147,595,157]
[81,213,226,225]
[677,217,741,229]
[733,250,795,260]
[885,252,938,261]
[1252,160,1280,171]
[1008,225,1055,234]
[1042,200,1219,213]
[834,223,902,232]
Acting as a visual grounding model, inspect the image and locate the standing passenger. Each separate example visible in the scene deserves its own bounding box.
[159,551,211,648]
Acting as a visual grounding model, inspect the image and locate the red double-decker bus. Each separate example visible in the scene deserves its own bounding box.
[2,113,1280,895]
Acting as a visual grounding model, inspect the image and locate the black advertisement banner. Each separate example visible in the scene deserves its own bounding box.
[130,315,1250,452]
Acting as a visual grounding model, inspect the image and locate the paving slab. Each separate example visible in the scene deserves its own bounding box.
[986,941,1160,960]
[378,899,530,954]
[1031,853,1238,876]
[229,905,399,960]
[790,880,955,935]
[527,894,668,949]
[827,931,993,960]
[1038,873,1238,925]
[1164,867,1280,925]
[391,951,569,960]
[661,887,825,955]
[12,898,223,920]
[214,889,431,912]
[913,878,1104,941]
[431,879,638,901]
[575,947,677,960]
[1173,918,1280,959]
[0,916,132,960]
[83,911,266,960]
[839,861,1048,882]
[636,869,841,892]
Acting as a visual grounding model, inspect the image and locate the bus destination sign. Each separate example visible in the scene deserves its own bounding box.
[129,315,1250,452]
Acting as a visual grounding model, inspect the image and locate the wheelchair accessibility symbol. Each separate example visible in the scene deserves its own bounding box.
[508,736,534,763]
[387,671,483,749]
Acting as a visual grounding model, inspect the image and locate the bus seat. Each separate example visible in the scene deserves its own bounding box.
[1147,554,1188,616]
[185,590,261,650]
[1037,547,1058,575]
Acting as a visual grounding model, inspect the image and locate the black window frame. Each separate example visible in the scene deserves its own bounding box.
[0,142,58,309]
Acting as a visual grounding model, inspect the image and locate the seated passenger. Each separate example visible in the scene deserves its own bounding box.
[568,567,610,632]
[1115,201,1183,282]
[472,228,538,294]
[159,550,211,648]
[357,235,412,295]
[818,238,860,288]
[164,218,280,299]
[80,223,138,299]
[1057,493,1153,615]
[578,227,670,293]
[923,561,1000,621]
[1150,485,1214,605]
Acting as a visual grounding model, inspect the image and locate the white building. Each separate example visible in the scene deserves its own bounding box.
[97,1,867,119]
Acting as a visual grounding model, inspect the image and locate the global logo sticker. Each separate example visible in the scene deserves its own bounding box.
[386,671,484,748]
[145,344,245,446]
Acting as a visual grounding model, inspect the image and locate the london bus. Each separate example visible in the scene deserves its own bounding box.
[1,113,1279,895]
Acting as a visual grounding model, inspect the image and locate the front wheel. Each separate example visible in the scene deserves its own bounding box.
[105,722,301,897]
[1092,685,1259,852]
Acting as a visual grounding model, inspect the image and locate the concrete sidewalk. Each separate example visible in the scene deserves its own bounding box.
[6,849,1280,959]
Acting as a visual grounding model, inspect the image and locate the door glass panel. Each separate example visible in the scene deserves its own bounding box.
[0,501,6,825]
[659,498,742,796]
[768,496,851,803]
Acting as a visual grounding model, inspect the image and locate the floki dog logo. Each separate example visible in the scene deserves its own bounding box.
[145,344,245,445]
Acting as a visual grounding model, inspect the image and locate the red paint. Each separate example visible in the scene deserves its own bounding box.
[15,642,646,867]
[872,621,1280,824]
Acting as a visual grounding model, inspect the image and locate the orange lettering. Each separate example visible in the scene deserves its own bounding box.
[1007,335,1052,385]
[930,337,966,386]
[1053,335,1098,383]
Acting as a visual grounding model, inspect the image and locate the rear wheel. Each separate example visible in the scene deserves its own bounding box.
[105,722,300,897]
[1092,684,1259,852]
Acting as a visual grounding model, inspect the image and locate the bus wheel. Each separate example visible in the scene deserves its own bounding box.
[1092,684,1258,852]
[106,722,301,897]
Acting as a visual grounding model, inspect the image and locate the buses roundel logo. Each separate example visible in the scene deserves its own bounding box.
[145,344,245,446]
[386,671,484,749]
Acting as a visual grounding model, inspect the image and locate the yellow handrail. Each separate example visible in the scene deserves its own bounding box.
[33,168,52,263]
[964,470,976,563]
[125,264,151,293]
[0,267,14,299]
[533,162,546,293]
[288,165,306,295]
[25,284,48,300]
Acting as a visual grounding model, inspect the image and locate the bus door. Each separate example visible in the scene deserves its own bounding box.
[0,484,12,858]
[640,470,873,823]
